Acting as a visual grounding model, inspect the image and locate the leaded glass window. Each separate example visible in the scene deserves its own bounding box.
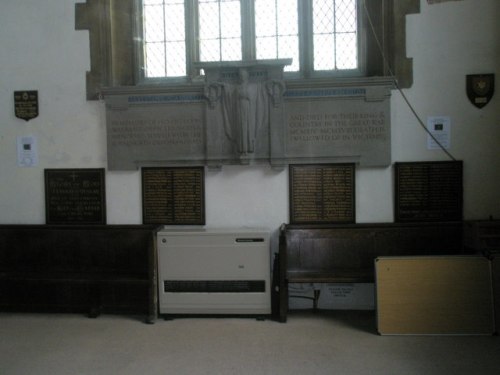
[141,0,361,80]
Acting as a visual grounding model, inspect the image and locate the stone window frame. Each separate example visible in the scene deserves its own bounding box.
[75,0,420,100]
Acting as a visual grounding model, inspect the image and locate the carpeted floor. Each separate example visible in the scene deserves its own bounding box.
[0,310,498,375]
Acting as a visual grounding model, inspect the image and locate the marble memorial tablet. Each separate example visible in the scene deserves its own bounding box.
[44,168,106,224]
[142,167,205,225]
[289,164,355,224]
[395,161,463,222]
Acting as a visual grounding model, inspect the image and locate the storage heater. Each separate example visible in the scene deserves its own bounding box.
[158,229,271,315]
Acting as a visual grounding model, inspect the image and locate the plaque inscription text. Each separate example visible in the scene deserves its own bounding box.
[290,164,355,224]
[44,168,106,224]
[142,167,205,225]
[395,161,463,222]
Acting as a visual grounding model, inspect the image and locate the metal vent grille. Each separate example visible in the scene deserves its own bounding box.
[164,280,265,293]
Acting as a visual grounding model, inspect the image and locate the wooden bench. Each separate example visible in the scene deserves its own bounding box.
[277,222,465,322]
[0,225,161,323]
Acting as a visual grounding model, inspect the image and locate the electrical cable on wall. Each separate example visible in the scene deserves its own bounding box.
[362,0,457,161]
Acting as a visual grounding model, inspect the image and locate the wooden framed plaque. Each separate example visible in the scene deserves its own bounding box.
[289,164,355,224]
[142,167,205,225]
[395,161,463,222]
[44,168,106,224]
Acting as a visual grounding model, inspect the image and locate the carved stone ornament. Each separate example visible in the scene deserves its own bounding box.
[103,60,291,170]
[197,60,290,169]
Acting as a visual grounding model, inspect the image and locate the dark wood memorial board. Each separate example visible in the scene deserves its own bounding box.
[142,167,205,225]
[395,161,463,222]
[289,164,355,224]
[44,168,106,224]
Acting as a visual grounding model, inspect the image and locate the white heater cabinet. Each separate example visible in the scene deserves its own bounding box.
[157,229,271,315]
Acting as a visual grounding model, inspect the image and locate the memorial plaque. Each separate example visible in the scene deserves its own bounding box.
[289,164,355,224]
[284,85,392,167]
[44,169,106,224]
[14,90,39,121]
[104,66,392,170]
[395,161,463,222]
[142,167,205,225]
[105,93,206,170]
[466,74,495,109]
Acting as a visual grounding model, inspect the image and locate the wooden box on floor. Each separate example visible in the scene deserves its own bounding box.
[375,256,494,335]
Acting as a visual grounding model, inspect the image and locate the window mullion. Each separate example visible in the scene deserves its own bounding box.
[218,0,223,60]
[274,0,278,57]
[133,0,144,83]
[333,0,337,70]
[163,0,168,77]
[241,0,255,60]
[185,0,198,78]
[299,0,313,78]
[357,0,367,76]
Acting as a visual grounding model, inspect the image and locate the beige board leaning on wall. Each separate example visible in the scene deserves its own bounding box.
[375,256,494,335]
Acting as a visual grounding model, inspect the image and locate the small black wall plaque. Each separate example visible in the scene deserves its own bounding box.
[289,164,355,224]
[395,161,463,222]
[142,167,205,225]
[466,74,494,109]
[45,168,106,224]
[14,90,39,121]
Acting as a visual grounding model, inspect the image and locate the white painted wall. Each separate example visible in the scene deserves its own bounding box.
[1,0,499,243]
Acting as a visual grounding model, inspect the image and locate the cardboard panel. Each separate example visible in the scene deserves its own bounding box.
[376,256,494,335]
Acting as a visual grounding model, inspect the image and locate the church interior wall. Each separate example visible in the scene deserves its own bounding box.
[0,0,498,232]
